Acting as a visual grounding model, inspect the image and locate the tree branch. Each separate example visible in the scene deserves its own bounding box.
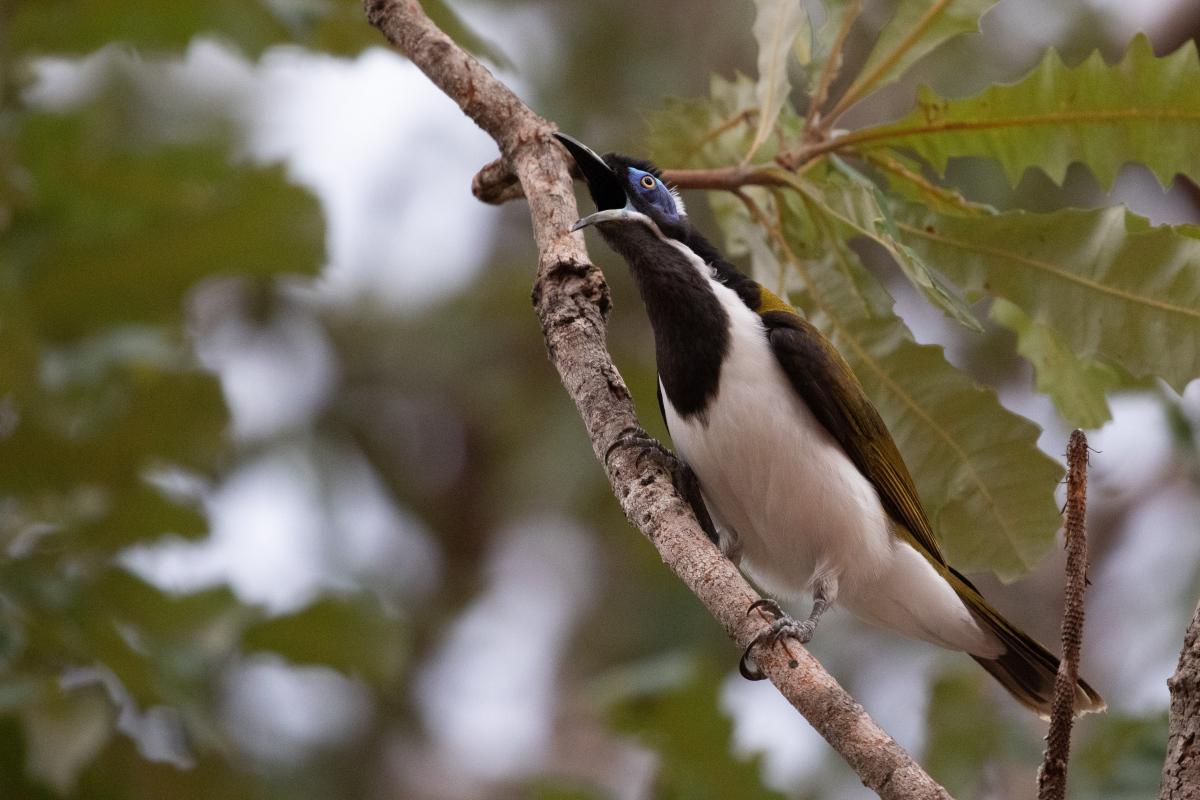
[1038,430,1092,800]
[364,2,952,797]
[1161,599,1200,800]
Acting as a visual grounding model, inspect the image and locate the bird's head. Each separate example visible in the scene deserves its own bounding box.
[554,132,686,237]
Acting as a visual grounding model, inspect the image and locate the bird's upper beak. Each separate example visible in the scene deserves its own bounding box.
[554,132,628,228]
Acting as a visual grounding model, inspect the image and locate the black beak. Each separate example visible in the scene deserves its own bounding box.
[554,132,626,211]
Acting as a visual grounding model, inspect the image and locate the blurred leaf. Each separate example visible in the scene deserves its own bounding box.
[609,666,784,800]
[528,781,605,800]
[421,0,514,71]
[900,205,1200,391]
[648,74,796,170]
[243,596,407,686]
[847,35,1200,189]
[923,668,1017,795]
[91,571,247,707]
[0,360,225,551]
[0,716,55,800]
[747,0,809,159]
[10,114,324,340]
[262,0,512,64]
[1071,712,1169,799]
[797,160,983,330]
[11,0,497,60]
[990,298,1117,428]
[12,0,289,57]
[721,192,1063,577]
[834,0,998,113]
[20,683,115,794]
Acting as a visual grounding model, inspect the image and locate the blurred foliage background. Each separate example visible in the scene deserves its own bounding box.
[1,1,1199,798]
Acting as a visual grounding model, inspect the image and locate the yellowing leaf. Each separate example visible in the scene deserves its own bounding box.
[748,0,809,159]
[841,34,1200,188]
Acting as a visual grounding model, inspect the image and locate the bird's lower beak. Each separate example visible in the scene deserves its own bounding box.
[554,132,626,212]
[570,208,635,232]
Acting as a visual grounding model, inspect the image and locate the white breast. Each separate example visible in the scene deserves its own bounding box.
[660,267,1000,657]
[660,276,893,602]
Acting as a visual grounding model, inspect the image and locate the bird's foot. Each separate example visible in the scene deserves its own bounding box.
[605,425,676,472]
[739,599,813,681]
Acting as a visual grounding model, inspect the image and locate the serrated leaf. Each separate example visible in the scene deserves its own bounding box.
[748,0,810,160]
[899,205,1200,390]
[242,596,407,685]
[990,299,1117,428]
[719,192,1063,577]
[843,34,1200,189]
[833,0,998,115]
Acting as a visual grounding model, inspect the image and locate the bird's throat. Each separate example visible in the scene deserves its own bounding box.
[598,222,731,420]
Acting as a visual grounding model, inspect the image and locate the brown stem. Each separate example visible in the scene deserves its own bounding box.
[1161,600,1200,800]
[1037,430,1092,800]
[364,2,953,797]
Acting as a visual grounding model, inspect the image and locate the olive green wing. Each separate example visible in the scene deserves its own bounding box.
[753,287,946,566]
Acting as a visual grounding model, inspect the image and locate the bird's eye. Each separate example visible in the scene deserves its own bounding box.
[640,175,656,189]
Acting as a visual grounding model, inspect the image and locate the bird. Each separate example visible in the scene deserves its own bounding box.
[554,131,1104,717]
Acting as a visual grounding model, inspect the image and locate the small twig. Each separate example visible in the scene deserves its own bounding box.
[680,107,758,166]
[791,0,863,161]
[472,157,524,204]
[1037,429,1092,800]
[662,165,788,191]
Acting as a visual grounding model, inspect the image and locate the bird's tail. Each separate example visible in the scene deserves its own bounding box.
[947,568,1106,718]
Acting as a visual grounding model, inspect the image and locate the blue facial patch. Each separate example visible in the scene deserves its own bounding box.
[627,167,685,220]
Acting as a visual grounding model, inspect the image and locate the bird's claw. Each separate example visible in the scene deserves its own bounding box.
[739,599,813,681]
[605,425,676,472]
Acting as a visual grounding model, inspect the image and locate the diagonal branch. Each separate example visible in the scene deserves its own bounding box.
[363,2,952,797]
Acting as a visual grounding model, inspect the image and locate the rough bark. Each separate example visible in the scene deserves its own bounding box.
[363,2,952,797]
[1162,601,1200,800]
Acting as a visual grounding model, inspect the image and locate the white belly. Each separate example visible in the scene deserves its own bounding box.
[660,274,999,657]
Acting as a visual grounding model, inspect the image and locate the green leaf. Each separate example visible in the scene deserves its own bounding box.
[923,668,1017,796]
[20,684,115,794]
[1073,712,1171,799]
[899,205,1200,391]
[864,149,993,217]
[608,665,784,800]
[989,299,1118,428]
[12,0,289,57]
[842,34,1200,189]
[832,0,998,116]
[747,0,809,159]
[721,191,1063,577]
[646,74,793,169]
[795,161,983,330]
[242,596,407,686]
[11,115,325,340]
